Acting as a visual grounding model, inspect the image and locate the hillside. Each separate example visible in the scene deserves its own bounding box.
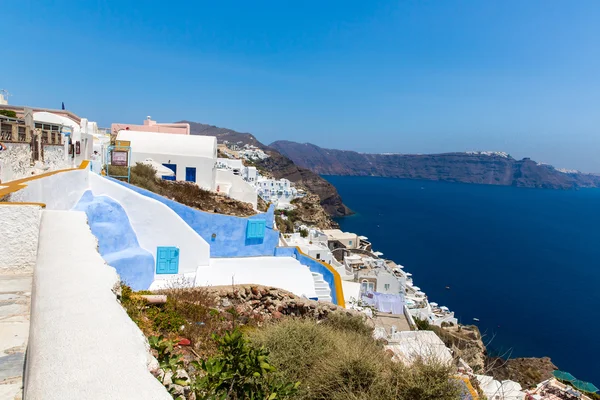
[271,141,600,190]
[179,121,352,217]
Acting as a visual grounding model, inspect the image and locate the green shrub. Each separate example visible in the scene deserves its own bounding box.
[0,110,17,118]
[321,312,373,338]
[193,329,299,399]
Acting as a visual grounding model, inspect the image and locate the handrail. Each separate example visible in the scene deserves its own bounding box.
[294,246,346,308]
[0,160,90,199]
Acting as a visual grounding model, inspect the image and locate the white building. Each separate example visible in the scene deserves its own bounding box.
[33,111,94,167]
[216,158,243,175]
[242,166,258,183]
[117,130,217,190]
[323,229,360,249]
[281,228,335,265]
[256,178,301,209]
[238,145,268,161]
[385,331,453,366]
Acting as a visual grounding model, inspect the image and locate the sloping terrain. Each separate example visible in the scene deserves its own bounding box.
[178,121,351,217]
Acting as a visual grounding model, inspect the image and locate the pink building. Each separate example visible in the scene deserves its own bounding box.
[111,116,190,135]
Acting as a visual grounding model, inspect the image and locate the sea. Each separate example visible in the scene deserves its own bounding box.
[324,175,600,385]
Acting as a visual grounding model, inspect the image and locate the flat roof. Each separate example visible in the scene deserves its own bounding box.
[194,256,317,298]
[323,229,358,240]
[117,130,217,159]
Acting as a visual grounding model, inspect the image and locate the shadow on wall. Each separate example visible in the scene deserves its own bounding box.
[274,247,344,307]
[110,178,279,257]
[74,190,155,290]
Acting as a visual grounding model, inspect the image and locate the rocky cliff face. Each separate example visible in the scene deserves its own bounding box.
[180,121,351,217]
[256,150,352,217]
[271,141,600,190]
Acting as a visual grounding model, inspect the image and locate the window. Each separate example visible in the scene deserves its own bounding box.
[246,220,266,239]
[361,280,375,293]
[316,253,320,259]
[384,284,390,291]
[348,240,353,246]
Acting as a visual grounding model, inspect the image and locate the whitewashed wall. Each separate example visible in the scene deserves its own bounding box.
[9,169,89,210]
[216,169,258,210]
[25,210,172,400]
[89,173,210,276]
[129,152,216,190]
[0,205,42,273]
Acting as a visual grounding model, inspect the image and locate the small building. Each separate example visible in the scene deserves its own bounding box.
[385,331,453,366]
[116,130,217,190]
[323,229,360,249]
[256,178,300,209]
[111,116,190,135]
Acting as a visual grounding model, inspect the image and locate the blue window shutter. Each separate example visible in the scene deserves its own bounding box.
[246,220,266,239]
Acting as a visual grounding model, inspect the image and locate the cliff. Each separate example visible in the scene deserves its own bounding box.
[179,121,351,217]
[271,141,600,190]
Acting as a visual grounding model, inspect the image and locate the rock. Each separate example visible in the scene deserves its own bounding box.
[251,286,259,296]
[163,371,173,386]
[221,298,231,308]
[154,368,165,382]
[178,338,191,346]
[175,368,190,382]
[273,311,284,319]
[168,384,185,397]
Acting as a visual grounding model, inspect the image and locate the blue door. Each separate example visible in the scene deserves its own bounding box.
[185,167,196,182]
[156,247,179,274]
[162,163,177,181]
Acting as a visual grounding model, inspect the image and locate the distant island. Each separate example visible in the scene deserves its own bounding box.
[270,140,600,190]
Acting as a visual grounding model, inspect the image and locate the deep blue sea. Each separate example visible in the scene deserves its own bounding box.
[325,175,600,384]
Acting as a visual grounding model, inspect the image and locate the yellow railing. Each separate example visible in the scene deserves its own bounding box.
[294,246,346,308]
[0,160,90,205]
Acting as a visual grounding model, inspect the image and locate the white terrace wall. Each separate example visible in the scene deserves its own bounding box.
[9,169,89,210]
[0,204,42,273]
[89,173,210,276]
[24,210,172,400]
[216,169,258,210]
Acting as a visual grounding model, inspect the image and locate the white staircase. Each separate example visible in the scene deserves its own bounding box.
[311,272,333,303]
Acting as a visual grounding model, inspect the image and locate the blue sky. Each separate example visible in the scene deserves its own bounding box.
[3,1,600,171]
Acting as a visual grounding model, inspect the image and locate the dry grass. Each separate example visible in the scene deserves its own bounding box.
[121,282,259,359]
[249,318,463,400]
[109,163,256,216]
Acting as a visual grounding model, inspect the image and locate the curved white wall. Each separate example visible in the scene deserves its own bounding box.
[25,210,172,400]
[89,174,210,275]
[216,169,258,210]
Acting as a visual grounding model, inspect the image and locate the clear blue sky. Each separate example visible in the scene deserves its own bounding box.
[4,1,600,171]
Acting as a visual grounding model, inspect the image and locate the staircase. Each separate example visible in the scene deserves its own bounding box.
[311,272,333,303]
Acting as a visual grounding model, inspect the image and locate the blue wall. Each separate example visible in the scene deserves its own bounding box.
[274,247,340,306]
[74,190,155,290]
[110,178,279,258]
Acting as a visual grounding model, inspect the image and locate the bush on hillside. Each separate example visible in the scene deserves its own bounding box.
[249,318,462,400]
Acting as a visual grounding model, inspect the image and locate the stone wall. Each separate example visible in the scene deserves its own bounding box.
[0,143,69,183]
[0,204,42,273]
[42,145,67,170]
[0,143,31,182]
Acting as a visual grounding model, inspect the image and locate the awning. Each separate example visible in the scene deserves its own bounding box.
[359,235,368,240]
[553,371,576,382]
[373,251,383,256]
[429,302,438,307]
[572,380,599,393]
[412,286,421,291]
